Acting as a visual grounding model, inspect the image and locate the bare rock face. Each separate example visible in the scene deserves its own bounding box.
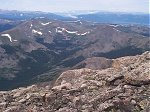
[0,51,149,112]
[124,52,150,86]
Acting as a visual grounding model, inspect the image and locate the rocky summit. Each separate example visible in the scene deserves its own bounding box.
[0,51,149,112]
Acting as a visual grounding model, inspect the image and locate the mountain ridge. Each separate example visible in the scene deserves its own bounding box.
[0,9,149,25]
[0,18,149,90]
[0,51,149,111]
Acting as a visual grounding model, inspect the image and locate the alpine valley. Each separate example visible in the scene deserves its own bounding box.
[0,10,149,91]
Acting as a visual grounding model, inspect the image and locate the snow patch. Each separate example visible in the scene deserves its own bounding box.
[78,31,90,36]
[32,29,43,35]
[30,24,33,29]
[56,27,90,36]
[41,22,52,26]
[65,20,82,24]
[65,30,78,34]
[13,40,18,42]
[1,34,18,42]
[109,24,119,27]
[56,27,77,34]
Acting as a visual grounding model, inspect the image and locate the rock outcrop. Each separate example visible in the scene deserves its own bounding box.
[0,51,149,112]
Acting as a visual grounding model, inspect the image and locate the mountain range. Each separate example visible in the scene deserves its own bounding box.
[0,14,149,90]
[0,9,149,25]
[0,9,149,112]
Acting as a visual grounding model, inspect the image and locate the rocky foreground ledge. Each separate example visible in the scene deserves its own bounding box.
[0,52,150,112]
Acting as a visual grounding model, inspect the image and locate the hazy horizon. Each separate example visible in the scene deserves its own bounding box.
[0,0,149,14]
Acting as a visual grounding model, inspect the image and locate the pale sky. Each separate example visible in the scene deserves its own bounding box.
[0,0,149,13]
